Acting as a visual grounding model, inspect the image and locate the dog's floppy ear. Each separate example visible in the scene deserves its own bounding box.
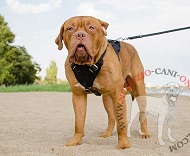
[175,83,183,94]
[55,24,64,50]
[164,83,168,90]
[98,19,109,36]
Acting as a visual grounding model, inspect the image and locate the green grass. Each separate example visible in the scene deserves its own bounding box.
[0,82,71,92]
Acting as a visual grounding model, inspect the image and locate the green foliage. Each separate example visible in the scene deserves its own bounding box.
[0,15,39,86]
[45,61,58,83]
[0,15,15,45]
[0,82,71,92]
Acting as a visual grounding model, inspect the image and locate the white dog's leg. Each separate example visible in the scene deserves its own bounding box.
[127,101,139,137]
[158,116,166,146]
[168,127,176,142]
[138,122,142,134]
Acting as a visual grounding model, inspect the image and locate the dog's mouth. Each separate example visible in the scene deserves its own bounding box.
[170,96,177,102]
[167,93,177,102]
[70,44,93,64]
[76,44,86,51]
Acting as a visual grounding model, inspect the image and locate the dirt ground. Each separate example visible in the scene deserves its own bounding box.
[0,92,189,156]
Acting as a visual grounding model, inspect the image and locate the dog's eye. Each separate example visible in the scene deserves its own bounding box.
[67,27,74,32]
[89,25,95,30]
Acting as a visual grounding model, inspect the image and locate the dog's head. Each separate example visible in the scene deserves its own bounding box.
[164,82,183,102]
[55,16,109,65]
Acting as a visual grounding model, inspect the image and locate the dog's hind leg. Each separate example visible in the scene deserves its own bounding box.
[127,99,139,137]
[100,94,115,138]
[126,75,150,139]
[158,116,166,146]
[129,53,150,139]
[136,96,150,139]
[124,75,135,101]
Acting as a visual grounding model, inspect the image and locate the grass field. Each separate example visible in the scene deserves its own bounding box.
[0,82,71,92]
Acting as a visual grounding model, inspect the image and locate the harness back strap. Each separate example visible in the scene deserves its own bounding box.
[108,39,120,60]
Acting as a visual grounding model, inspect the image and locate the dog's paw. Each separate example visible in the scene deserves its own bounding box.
[118,136,131,149]
[100,131,112,138]
[64,134,83,147]
[169,137,176,143]
[159,140,166,146]
[141,132,150,139]
[65,139,82,147]
[118,143,131,150]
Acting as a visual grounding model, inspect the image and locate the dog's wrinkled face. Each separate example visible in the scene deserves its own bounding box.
[164,82,183,101]
[55,16,108,65]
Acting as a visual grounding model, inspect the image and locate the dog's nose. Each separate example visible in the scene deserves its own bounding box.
[76,31,86,38]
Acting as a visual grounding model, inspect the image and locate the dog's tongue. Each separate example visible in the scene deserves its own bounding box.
[170,96,177,102]
[70,44,93,63]
[77,44,85,51]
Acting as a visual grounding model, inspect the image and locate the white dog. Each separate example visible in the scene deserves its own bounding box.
[128,82,183,145]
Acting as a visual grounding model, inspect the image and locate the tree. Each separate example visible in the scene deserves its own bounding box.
[0,15,39,86]
[0,15,15,45]
[45,61,58,83]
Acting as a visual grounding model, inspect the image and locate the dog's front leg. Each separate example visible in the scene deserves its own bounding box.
[65,92,87,146]
[167,123,176,143]
[110,89,131,149]
[157,115,166,146]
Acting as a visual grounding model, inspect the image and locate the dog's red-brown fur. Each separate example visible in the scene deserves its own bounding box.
[55,16,150,149]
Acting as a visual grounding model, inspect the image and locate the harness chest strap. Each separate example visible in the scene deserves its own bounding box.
[70,45,107,96]
[70,40,121,96]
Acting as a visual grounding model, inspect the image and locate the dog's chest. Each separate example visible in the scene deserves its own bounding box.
[74,82,85,89]
[92,82,102,90]
[163,97,176,121]
[74,82,102,92]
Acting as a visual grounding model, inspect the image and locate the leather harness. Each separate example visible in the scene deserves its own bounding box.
[70,40,120,96]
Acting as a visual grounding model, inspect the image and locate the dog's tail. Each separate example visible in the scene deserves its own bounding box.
[124,75,135,101]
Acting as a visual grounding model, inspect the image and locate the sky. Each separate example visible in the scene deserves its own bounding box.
[0,0,190,87]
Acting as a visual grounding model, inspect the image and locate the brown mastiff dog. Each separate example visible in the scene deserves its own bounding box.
[55,16,150,149]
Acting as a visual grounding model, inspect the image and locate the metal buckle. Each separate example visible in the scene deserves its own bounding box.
[70,63,76,70]
[89,64,98,73]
